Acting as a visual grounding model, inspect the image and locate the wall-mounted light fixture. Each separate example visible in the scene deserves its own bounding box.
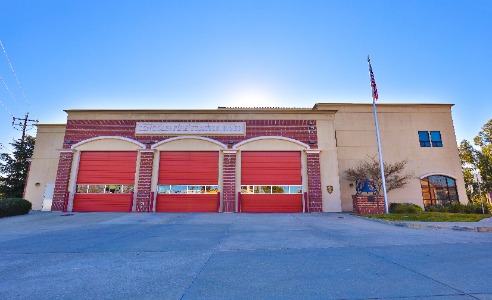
[35,182,41,187]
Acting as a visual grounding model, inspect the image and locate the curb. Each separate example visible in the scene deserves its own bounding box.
[359,216,492,232]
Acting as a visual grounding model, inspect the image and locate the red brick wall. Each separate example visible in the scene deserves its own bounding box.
[136,151,154,212]
[352,195,385,214]
[222,152,237,212]
[62,119,317,149]
[306,152,322,212]
[52,151,74,211]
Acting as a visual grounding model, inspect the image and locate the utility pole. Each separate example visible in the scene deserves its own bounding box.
[12,112,38,145]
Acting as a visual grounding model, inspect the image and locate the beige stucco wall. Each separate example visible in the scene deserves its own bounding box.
[64,109,334,122]
[73,137,146,151]
[24,124,66,210]
[315,103,467,211]
[316,117,342,212]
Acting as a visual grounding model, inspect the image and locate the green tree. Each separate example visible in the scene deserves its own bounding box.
[0,136,35,198]
[459,119,492,203]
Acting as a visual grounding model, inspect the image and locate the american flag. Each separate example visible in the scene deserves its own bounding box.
[368,57,378,101]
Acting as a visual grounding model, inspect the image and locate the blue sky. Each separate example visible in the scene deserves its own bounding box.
[0,0,491,151]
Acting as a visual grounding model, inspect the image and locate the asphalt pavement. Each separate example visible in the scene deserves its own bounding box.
[0,212,491,300]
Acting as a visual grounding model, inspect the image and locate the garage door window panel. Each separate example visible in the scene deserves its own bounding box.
[241,185,302,194]
[158,184,218,194]
[76,184,134,194]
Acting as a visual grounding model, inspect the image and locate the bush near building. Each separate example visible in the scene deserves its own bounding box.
[389,203,423,214]
[426,202,490,214]
[0,198,32,218]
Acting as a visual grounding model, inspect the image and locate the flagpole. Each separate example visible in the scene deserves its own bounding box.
[367,56,389,214]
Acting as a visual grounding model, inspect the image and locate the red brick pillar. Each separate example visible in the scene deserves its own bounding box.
[306,150,322,212]
[52,150,75,211]
[222,150,237,212]
[136,150,155,212]
[352,195,385,214]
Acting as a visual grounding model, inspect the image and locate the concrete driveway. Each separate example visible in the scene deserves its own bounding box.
[0,212,491,300]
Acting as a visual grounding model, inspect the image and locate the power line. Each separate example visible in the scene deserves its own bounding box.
[0,96,13,116]
[0,73,23,111]
[0,40,30,108]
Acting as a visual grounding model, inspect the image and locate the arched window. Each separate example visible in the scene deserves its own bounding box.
[420,175,459,207]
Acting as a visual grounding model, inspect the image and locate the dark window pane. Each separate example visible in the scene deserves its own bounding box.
[122,185,134,193]
[428,175,447,187]
[188,185,205,194]
[422,191,432,200]
[430,131,442,147]
[76,185,88,193]
[158,185,171,194]
[446,177,456,187]
[290,186,303,194]
[88,185,105,193]
[418,131,430,141]
[171,185,187,194]
[420,179,429,188]
[272,186,289,193]
[448,189,458,201]
[207,186,218,194]
[241,186,254,194]
[430,131,441,141]
[105,185,121,193]
[418,131,431,147]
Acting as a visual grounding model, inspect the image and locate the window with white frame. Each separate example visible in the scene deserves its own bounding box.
[76,184,134,194]
[157,185,219,194]
[240,185,302,194]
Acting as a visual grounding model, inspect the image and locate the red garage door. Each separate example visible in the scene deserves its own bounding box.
[241,151,302,212]
[156,151,219,212]
[73,151,137,212]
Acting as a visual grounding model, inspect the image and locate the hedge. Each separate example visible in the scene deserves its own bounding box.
[389,203,423,214]
[426,202,490,214]
[0,198,32,218]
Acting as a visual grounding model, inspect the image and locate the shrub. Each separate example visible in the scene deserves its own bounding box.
[439,205,449,213]
[389,203,423,214]
[425,205,437,212]
[447,203,465,213]
[0,198,32,218]
[425,203,490,214]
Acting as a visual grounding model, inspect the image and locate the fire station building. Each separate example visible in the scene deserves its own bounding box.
[24,103,467,213]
